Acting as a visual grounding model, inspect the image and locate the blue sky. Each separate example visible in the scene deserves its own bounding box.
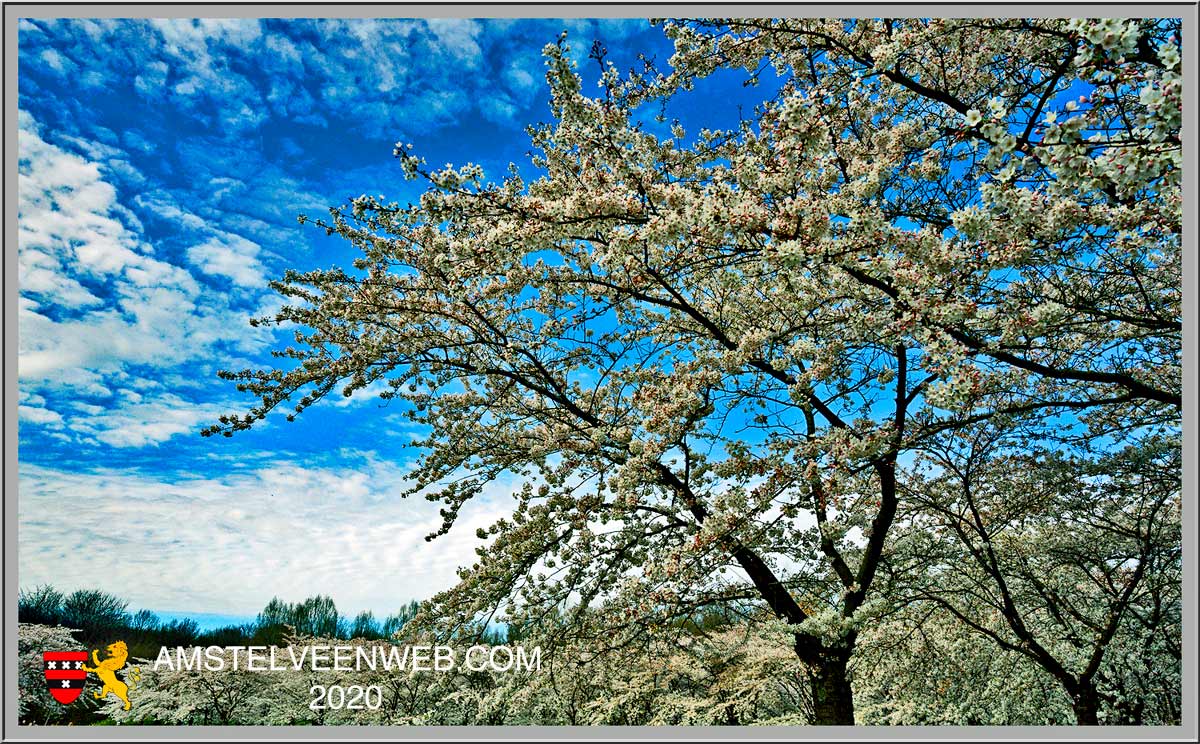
[16,17,714,617]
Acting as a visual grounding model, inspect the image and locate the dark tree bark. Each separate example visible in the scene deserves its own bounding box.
[1070,681,1102,726]
[806,646,855,725]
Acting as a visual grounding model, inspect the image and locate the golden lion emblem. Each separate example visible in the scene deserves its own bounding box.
[82,640,137,711]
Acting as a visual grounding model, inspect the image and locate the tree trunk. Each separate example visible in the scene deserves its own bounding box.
[809,650,855,725]
[1072,682,1101,725]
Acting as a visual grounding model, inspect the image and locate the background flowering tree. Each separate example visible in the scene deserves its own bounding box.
[885,428,1181,724]
[209,17,1181,724]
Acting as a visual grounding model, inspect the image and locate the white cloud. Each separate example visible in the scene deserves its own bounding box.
[132,191,208,230]
[68,393,229,448]
[153,17,263,52]
[38,48,74,75]
[18,405,64,427]
[329,378,399,408]
[18,251,102,309]
[18,458,518,615]
[425,18,484,69]
[186,234,266,288]
[18,116,196,293]
[134,60,169,97]
[18,113,278,446]
[480,96,520,127]
[504,58,539,96]
[18,114,268,357]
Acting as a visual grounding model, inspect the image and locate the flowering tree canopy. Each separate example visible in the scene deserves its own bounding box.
[890,429,1181,724]
[209,18,1181,725]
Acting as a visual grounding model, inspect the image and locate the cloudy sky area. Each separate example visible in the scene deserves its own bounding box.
[17,16,698,618]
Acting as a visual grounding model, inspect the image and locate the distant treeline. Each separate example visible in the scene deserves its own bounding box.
[17,585,425,659]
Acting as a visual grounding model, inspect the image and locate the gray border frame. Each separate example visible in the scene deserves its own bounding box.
[4,2,1195,740]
